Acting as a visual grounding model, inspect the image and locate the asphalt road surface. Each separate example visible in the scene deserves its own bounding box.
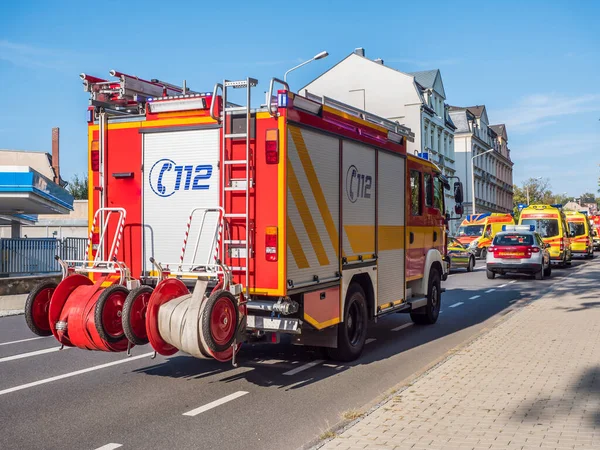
[0,258,590,450]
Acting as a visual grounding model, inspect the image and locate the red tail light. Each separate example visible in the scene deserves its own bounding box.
[488,246,495,253]
[265,129,279,164]
[91,140,100,171]
[265,226,278,262]
[91,231,100,258]
[531,247,540,253]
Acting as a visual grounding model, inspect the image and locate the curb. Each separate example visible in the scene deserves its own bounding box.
[303,260,593,450]
[0,310,24,318]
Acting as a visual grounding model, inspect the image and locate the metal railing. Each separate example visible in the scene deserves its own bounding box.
[0,237,88,276]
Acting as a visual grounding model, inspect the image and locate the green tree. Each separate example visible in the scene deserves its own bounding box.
[66,174,88,200]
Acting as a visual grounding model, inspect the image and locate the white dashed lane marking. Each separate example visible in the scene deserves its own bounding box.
[449,302,464,308]
[0,352,154,396]
[498,284,508,288]
[94,444,122,450]
[485,289,496,293]
[469,295,481,300]
[365,338,376,345]
[182,391,249,417]
[282,360,325,376]
[0,336,49,347]
[391,323,413,332]
[509,280,517,284]
[0,346,69,364]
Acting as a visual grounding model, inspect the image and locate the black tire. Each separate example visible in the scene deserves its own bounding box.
[24,281,57,337]
[410,269,441,325]
[544,263,552,277]
[467,256,475,272]
[486,269,496,280]
[122,285,153,345]
[480,248,488,260]
[328,283,368,362]
[535,268,544,280]
[94,285,129,343]
[201,289,239,353]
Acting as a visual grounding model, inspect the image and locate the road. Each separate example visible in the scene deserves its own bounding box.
[0,259,590,450]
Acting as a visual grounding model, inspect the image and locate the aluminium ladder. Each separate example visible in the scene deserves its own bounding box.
[220,78,258,292]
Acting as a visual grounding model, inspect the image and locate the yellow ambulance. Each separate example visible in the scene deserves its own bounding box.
[565,211,594,259]
[456,213,515,258]
[518,204,572,266]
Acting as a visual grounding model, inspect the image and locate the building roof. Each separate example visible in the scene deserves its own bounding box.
[448,109,470,133]
[408,70,438,89]
[465,105,485,118]
[490,124,507,140]
[0,149,55,180]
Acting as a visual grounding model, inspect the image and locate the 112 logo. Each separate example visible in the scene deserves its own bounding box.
[149,158,213,198]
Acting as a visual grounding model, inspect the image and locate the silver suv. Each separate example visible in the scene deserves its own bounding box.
[486,225,551,280]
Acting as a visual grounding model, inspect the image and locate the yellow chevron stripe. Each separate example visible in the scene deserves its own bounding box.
[286,216,310,269]
[287,158,330,266]
[289,126,339,258]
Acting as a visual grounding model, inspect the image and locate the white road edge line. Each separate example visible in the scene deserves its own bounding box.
[469,295,481,300]
[94,444,123,450]
[0,336,48,347]
[0,346,69,363]
[0,352,154,396]
[498,284,508,288]
[282,360,325,376]
[449,302,464,308]
[391,323,413,332]
[485,289,496,293]
[183,391,249,417]
[365,338,376,345]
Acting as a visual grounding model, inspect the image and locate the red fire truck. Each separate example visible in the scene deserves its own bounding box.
[25,70,464,363]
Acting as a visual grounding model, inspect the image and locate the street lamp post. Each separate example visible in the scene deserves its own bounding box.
[283,51,329,83]
[471,149,494,215]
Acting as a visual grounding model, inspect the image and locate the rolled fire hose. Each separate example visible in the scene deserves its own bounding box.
[154,280,240,361]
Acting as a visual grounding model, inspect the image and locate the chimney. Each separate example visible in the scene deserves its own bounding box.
[374,58,384,65]
[51,127,60,185]
[354,47,365,57]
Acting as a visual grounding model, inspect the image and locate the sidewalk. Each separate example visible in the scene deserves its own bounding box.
[0,294,27,317]
[319,261,600,450]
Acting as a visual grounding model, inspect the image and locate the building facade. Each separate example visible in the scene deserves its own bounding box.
[449,106,513,216]
[300,48,457,220]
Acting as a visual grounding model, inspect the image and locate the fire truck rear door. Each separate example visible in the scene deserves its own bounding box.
[142,127,220,275]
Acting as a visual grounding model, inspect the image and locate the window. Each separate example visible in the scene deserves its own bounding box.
[569,222,586,237]
[434,176,444,212]
[520,219,559,238]
[493,234,534,246]
[424,173,433,207]
[410,170,422,216]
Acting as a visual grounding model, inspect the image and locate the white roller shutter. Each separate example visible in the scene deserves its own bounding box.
[142,128,219,274]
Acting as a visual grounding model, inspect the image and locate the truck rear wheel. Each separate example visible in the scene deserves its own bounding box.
[410,269,441,325]
[328,284,368,362]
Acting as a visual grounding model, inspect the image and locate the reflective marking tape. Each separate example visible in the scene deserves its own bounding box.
[365,338,376,345]
[182,391,249,416]
[391,323,413,332]
[485,289,496,293]
[94,444,122,450]
[0,336,48,347]
[283,359,325,376]
[0,352,154,396]
[469,295,481,300]
[449,302,464,308]
[0,346,69,363]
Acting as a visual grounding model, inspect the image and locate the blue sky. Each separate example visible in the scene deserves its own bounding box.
[1,0,599,196]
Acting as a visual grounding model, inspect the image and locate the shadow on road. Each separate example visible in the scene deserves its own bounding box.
[133,286,530,391]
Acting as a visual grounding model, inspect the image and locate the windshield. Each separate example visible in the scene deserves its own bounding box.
[520,219,559,238]
[569,222,586,237]
[457,225,484,237]
[493,234,534,246]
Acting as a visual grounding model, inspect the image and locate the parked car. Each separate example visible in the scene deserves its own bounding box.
[448,237,475,272]
[486,225,552,280]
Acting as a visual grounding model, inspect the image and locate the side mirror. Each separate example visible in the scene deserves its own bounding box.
[454,203,464,216]
[453,181,464,204]
[570,231,576,237]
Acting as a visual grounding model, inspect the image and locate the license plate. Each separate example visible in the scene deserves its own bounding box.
[498,252,524,258]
